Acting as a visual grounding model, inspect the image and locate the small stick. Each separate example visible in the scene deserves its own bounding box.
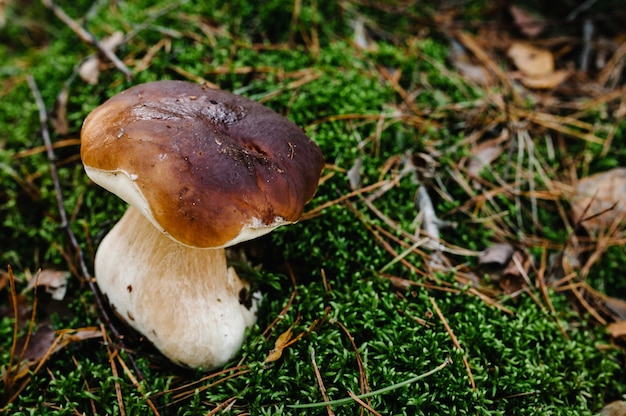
[27,75,143,379]
[41,0,132,79]
[347,391,383,416]
[429,297,476,391]
[310,348,335,416]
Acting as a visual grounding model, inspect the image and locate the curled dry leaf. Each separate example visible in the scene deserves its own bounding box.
[79,31,125,85]
[607,321,626,338]
[478,242,515,267]
[26,269,69,301]
[264,327,293,363]
[508,42,554,77]
[571,167,626,237]
[15,324,56,361]
[507,42,570,89]
[479,243,530,294]
[352,17,376,51]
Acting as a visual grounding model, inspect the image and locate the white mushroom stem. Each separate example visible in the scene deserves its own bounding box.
[94,206,259,369]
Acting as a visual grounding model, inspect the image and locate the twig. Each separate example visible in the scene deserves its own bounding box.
[105,339,126,416]
[429,297,476,391]
[347,391,383,416]
[335,321,370,406]
[41,0,132,79]
[206,397,237,416]
[310,348,335,416]
[27,75,143,379]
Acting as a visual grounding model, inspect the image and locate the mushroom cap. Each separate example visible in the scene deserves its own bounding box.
[81,80,324,248]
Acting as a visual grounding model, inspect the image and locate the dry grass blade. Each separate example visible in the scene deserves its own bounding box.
[27,75,144,380]
[347,391,382,416]
[104,331,126,416]
[335,321,371,413]
[205,396,237,415]
[310,348,335,416]
[429,297,476,391]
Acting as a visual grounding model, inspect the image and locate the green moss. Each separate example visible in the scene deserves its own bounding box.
[1,0,625,414]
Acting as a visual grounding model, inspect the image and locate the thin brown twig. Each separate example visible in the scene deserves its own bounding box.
[429,297,476,391]
[41,0,132,79]
[310,348,335,416]
[101,328,126,416]
[347,391,383,416]
[205,397,237,416]
[27,75,144,379]
[114,347,160,416]
[335,321,370,414]
[536,244,569,339]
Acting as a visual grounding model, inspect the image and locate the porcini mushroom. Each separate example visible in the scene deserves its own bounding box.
[81,80,324,369]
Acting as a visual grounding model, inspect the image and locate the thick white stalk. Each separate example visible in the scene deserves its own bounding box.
[94,206,259,369]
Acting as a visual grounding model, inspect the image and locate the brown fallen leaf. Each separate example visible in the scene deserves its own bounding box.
[26,269,69,301]
[571,167,626,236]
[264,327,294,363]
[508,42,554,77]
[15,324,56,362]
[479,243,530,294]
[607,321,626,338]
[517,70,570,89]
[507,42,570,89]
[478,243,515,267]
[78,31,125,85]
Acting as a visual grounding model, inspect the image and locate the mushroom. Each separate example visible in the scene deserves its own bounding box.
[80,80,324,369]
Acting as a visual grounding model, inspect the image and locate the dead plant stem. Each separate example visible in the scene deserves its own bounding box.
[27,75,144,379]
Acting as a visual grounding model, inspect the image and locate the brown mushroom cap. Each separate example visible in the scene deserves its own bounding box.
[81,80,324,248]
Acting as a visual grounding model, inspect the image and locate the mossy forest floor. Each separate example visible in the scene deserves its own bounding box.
[2,1,626,415]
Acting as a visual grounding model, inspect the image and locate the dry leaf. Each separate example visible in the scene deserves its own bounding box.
[79,31,124,85]
[508,42,554,77]
[265,326,294,363]
[26,269,69,301]
[509,5,546,38]
[571,168,626,236]
[507,42,570,89]
[15,324,56,361]
[518,70,570,89]
[607,321,626,338]
[478,243,515,267]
